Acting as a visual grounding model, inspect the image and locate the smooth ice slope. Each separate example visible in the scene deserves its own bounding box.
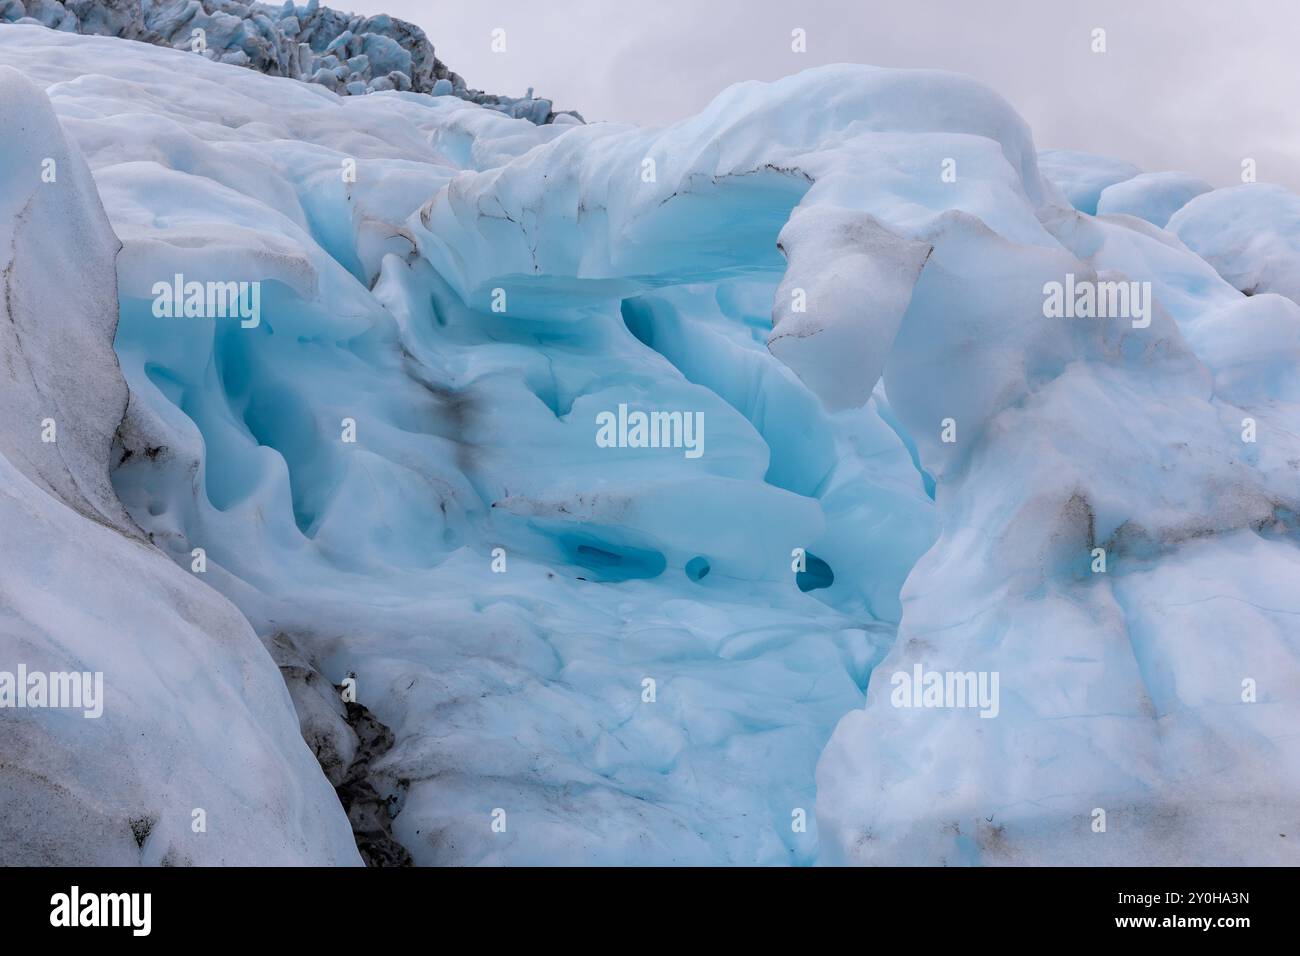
[2,25,1297,866]
[1096,170,1212,228]
[1037,148,1140,215]
[0,64,360,865]
[1168,183,1300,304]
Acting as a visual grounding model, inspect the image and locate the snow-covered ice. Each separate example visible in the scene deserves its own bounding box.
[1168,183,1300,304]
[0,62,359,865]
[1037,148,1141,216]
[1096,170,1212,228]
[1,22,1296,866]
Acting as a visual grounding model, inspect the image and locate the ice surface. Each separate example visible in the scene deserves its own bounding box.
[1168,183,1300,304]
[1096,170,1212,228]
[1038,148,1141,215]
[0,0,576,121]
[0,63,359,865]
[1,24,1297,866]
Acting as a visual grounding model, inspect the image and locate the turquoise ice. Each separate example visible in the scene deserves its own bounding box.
[2,23,1297,865]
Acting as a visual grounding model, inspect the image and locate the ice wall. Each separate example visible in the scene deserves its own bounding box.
[0,63,360,865]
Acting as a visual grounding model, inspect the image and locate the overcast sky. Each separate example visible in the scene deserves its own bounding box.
[346,0,1298,191]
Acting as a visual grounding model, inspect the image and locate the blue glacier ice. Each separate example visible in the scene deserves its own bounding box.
[0,61,359,865]
[1096,171,1212,228]
[1037,148,1141,216]
[1168,183,1300,303]
[1,23,1297,865]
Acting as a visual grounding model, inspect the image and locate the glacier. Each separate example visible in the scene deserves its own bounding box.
[0,21,1296,866]
[0,61,358,865]
[0,0,578,121]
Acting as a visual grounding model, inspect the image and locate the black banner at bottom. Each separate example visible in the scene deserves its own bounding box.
[0,866,1279,942]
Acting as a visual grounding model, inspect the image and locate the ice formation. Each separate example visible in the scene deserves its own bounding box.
[1,0,577,122]
[1037,148,1141,216]
[0,21,1296,866]
[0,63,359,865]
[1168,183,1300,303]
[1096,171,1212,229]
